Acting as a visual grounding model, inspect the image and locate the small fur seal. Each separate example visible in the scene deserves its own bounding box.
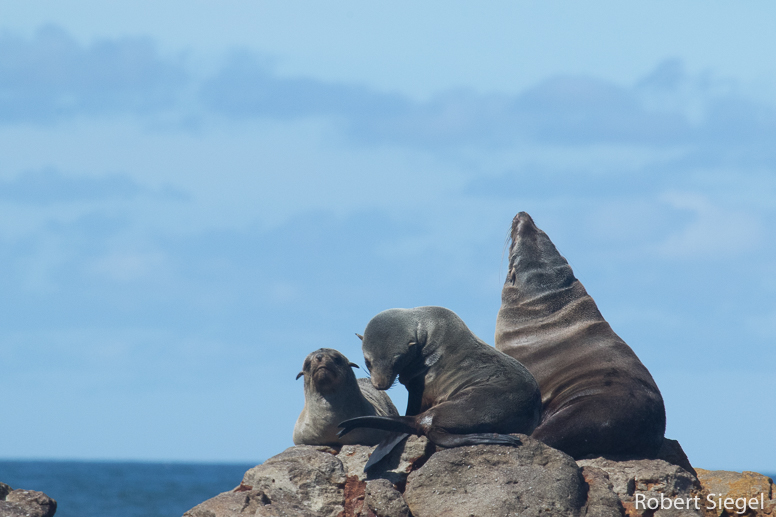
[495,212,666,459]
[338,306,542,464]
[293,348,399,446]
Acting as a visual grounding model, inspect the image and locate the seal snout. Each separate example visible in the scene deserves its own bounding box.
[511,212,539,241]
[508,212,538,262]
[301,348,351,392]
[311,354,338,379]
[370,374,394,391]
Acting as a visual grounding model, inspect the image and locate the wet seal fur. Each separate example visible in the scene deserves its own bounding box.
[293,348,398,446]
[338,306,542,468]
[495,212,666,459]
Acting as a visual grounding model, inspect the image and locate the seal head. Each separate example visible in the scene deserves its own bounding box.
[297,348,359,394]
[360,308,424,390]
[293,348,399,446]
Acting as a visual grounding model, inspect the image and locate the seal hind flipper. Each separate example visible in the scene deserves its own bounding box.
[363,431,410,471]
[337,415,418,437]
[425,428,522,448]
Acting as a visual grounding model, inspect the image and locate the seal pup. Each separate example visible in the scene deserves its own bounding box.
[495,212,666,459]
[338,306,542,462]
[293,348,399,446]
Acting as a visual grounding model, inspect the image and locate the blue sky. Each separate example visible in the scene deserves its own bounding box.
[1,1,775,472]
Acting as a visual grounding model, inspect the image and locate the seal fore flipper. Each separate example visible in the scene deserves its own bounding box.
[337,415,418,437]
[363,431,409,471]
[337,416,418,472]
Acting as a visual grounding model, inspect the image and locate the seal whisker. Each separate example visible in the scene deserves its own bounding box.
[500,227,512,283]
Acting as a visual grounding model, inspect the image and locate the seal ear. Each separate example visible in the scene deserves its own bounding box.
[348,362,360,369]
[355,333,364,341]
[296,371,304,380]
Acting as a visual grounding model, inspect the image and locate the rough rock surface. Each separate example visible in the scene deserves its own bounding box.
[184,437,432,517]
[0,483,57,517]
[580,466,625,517]
[183,490,270,517]
[696,469,776,516]
[358,479,409,517]
[183,437,774,517]
[242,445,347,517]
[577,457,704,516]
[404,435,585,517]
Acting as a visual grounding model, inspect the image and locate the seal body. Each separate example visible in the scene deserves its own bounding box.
[293,348,398,446]
[495,212,666,459]
[340,306,541,449]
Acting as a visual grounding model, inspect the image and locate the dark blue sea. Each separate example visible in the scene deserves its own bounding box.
[0,460,256,517]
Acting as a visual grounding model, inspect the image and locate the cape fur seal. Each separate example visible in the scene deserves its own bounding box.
[338,306,542,462]
[293,348,399,446]
[495,212,666,459]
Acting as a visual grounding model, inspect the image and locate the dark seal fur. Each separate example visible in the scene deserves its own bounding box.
[293,348,398,446]
[338,306,542,463]
[495,212,666,459]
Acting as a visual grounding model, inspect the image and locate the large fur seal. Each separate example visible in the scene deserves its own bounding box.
[338,306,542,459]
[293,348,399,446]
[495,212,666,459]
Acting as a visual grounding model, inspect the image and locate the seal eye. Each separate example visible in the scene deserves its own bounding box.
[364,359,372,372]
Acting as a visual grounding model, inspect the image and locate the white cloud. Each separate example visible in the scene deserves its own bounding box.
[91,251,167,282]
[745,306,776,340]
[0,25,187,122]
[656,191,763,259]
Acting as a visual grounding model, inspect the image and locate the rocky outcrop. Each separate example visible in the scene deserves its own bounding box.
[183,436,430,517]
[183,437,774,517]
[696,469,776,516]
[577,457,704,516]
[0,483,57,517]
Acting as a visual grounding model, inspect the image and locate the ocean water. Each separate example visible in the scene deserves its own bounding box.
[3,460,774,517]
[0,460,257,517]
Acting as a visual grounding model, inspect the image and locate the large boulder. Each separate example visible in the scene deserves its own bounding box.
[577,457,704,516]
[403,435,586,517]
[241,446,347,517]
[184,438,432,517]
[0,483,57,517]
